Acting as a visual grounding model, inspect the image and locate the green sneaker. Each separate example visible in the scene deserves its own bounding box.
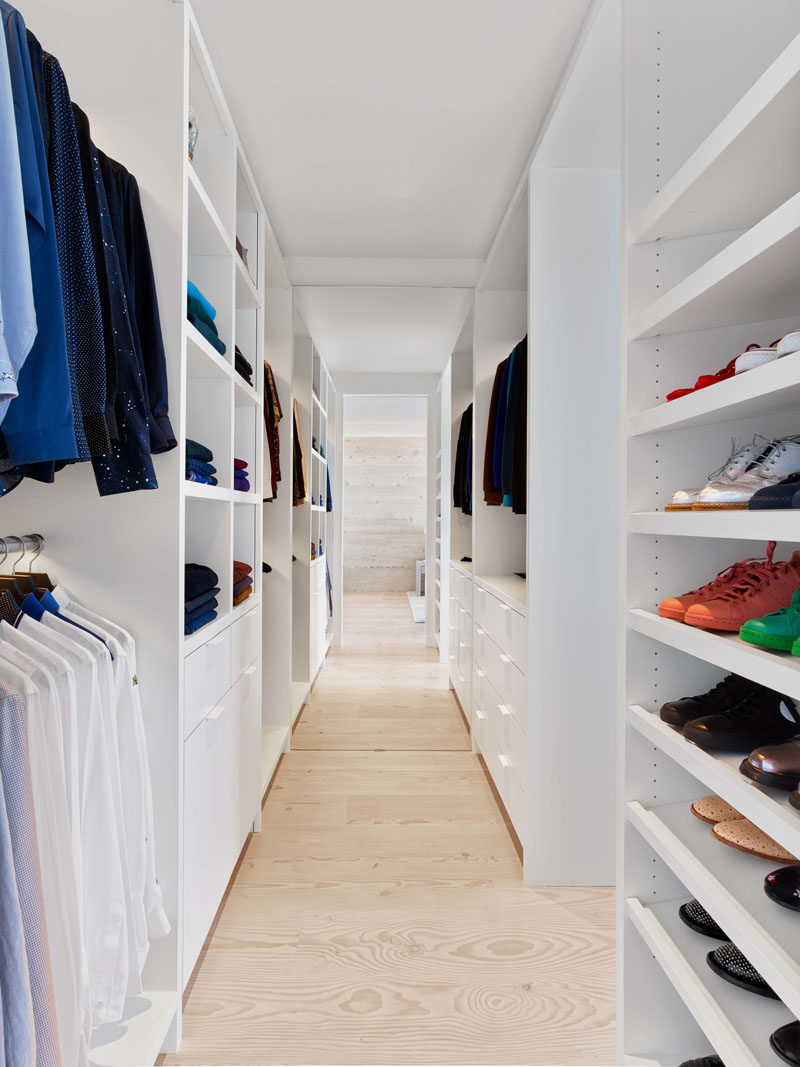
[740,587,800,651]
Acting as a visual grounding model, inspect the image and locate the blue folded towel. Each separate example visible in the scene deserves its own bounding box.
[187,280,216,321]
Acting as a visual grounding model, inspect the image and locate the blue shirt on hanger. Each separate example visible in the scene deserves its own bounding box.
[18,590,113,658]
[0,3,77,466]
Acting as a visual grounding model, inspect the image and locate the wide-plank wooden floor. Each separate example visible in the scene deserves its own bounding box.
[161,593,615,1065]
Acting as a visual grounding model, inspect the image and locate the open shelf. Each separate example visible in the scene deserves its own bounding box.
[630,192,800,339]
[187,163,232,256]
[629,608,800,698]
[234,373,260,407]
[630,510,800,541]
[185,321,230,379]
[183,595,261,658]
[629,351,800,436]
[628,706,800,873]
[89,990,178,1067]
[235,254,261,309]
[631,34,800,244]
[183,482,229,502]
[627,897,792,1067]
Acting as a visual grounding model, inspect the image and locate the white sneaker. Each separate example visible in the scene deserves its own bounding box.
[734,340,778,374]
[695,437,800,509]
[777,330,800,358]
[666,436,766,511]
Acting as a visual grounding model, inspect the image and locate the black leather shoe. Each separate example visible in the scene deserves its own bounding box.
[660,674,755,729]
[679,1058,725,1067]
[706,943,778,998]
[678,899,727,940]
[765,865,800,912]
[683,687,800,752]
[771,1022,800,1065]
[790,788,800,813]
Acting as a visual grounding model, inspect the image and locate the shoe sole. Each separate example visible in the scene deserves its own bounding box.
[692,502,750,510]
[770,1031,800,1066]
[665,503,695,511]
[739,758,800,791]
[684,615,742,632]
[677,903,726,940]
[658,606,687,622]
[764,886,800,914]
[790,791,800,813]
[684,729,764,752]
[711,823,794,863]
[706,950,779,998]
[739,629,796,651]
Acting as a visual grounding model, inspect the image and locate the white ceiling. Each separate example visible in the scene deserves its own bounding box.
[192,0,594,370]
[345,395,428,437]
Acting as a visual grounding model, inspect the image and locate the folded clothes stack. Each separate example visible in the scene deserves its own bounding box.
[186,438,217,485]
[185,563,219,635]
[234,457,250,493]
[233,560,253,606]
[235,346,253,386]
[187,280,226,356]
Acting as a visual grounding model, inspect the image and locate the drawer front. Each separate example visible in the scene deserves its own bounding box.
[450,567,463,602]
[231,604,261,680]
[453,659,471,716]
[502,765,525,838]
[457,575,472,614]
[231,661,262,842]
[183,697,237,983]
[474,667,525,786]
[184,628,232,740]
[313,560,326,593]
[457,604,472,645]
[458,639,472,686]
[474,585,527,674]
[473,704,525,840]
[473,626,527,728]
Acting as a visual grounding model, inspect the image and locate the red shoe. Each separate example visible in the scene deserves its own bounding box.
[658,548,775,622]
[667,352,750,402]
[684,542,800,632]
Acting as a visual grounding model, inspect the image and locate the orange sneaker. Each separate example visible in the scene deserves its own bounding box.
[658,547,779,622]
[684,542,800,632]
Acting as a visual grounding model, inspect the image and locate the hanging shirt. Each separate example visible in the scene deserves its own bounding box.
[0,653,87,1067]
[36,613,130,1023]
[0,18,35,412]
[0,3,76,467]
[0,677,59,1067]
[61,594,169,942]
[492,355,511,490]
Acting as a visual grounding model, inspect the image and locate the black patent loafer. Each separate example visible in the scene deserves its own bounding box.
[706,942,778,998]
[678,899,727,940]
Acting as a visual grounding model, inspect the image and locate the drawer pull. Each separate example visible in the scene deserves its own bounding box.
[498,754,511,768]
[207,633,226,647]
[499,654,510,664]
[476,627,485,637]
[459,641,467,649]
[475,709,485,720]
[207,705,224,722]
[499,603,510,613]
[475,669,484,678]
[498,704,511,716]
[245,664,258,676]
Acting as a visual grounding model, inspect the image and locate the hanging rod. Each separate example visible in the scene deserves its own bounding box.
[0,534,45,554]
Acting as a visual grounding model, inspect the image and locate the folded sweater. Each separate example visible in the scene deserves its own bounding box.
[186,438,213,463]
[187,280,216,322]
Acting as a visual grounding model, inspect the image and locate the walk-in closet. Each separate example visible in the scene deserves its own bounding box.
[5,0,800,1065]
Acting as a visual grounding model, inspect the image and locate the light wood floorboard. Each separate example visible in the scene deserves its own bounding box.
[161,592,615,1065]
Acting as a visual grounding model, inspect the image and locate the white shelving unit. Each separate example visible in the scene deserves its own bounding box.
[291,316,336,722]
[1,2,298,1061]
[621,4,800,1064]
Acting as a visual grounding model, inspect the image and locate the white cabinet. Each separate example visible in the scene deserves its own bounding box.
[184,629,232,740]
[449,563,473,717]
[231,604,261,678]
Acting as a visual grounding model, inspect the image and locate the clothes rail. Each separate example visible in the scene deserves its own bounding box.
[0,533,45,560]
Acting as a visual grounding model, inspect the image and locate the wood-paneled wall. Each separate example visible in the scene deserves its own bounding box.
[343,436,426,592]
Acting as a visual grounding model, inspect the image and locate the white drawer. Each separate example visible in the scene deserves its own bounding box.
[184,627,231,739]
[183,696,238,983]
[450,567,463,600]
[473,706,525,841]
[454,661,471,716]
[457,576,472,614]
[474,668,525,786]
[501,764,525,839]
[458,639,472,684]
[231,661,261,841]
[457,605,471,645]
[473,626,527,728]
[231,604,261,680]
[474,585,526,674]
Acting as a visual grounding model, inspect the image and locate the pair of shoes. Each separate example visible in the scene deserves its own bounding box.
[661,675,800,752]
[765,865,800,912]
[667,356,738,401]
[690,794,799,862]
[658,541,800,631]
[735,330,800,373]
[668,435,800,510]
[740,586,800,654]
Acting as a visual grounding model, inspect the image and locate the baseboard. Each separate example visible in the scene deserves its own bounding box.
[476,754,523,863]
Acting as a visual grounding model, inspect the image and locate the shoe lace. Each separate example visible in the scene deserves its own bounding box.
[707,434,768,482]
[716,541,792,601]
[687,542,775,596]
[742,436,800,477]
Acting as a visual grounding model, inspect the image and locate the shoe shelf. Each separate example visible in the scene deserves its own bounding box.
[630,511,800,541]
[630,33,800,244]
[629,796,800,1014]
[630,191,800,340]
[629,352,800,436]
[629,705,800,861]
[629,609,800,698]
[627,897,793,1067]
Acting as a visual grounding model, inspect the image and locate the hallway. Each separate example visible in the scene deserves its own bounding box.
[162,594,616,1065]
